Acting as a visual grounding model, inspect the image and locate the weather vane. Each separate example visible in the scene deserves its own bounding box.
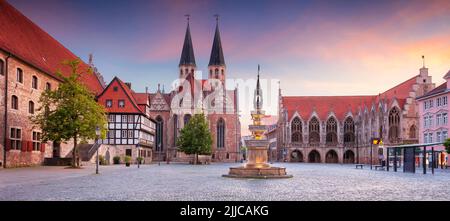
[214,14,219,23]
[185,14,190,23]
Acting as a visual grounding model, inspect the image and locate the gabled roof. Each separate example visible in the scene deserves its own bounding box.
[179,22,196,67]
[97,77,144,114]
[208,22,225,66]
[0,1,104,94]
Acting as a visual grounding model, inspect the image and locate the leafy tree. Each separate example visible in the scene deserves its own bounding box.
[31,59,107,168]
[444,138,450,154]
[177,113,212,164]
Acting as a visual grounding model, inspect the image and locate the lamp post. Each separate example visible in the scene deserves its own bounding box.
[95,126,100,174]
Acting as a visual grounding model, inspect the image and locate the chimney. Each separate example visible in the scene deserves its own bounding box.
[125,82,131,89]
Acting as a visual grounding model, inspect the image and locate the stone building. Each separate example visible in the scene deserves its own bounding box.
[148,19,241,163]
[0,1,105,168]
[277,65,435,164]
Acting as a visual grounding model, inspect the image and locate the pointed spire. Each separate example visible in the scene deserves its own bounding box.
[254,65,263,111]
[157,83,161,93]
[208,15,225,66]
[179,15,196,67]
[422,55,425,68]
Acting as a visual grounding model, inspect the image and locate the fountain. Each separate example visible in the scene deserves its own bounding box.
[223,65,292,179]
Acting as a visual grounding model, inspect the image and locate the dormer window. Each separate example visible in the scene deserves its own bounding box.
[113,86,118,92]
[106,100,112,108]
[118,100,125,108]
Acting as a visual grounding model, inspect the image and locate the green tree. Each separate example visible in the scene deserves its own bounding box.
[177,113,212,164]
[444,138,450,154]
[31,59,107,168]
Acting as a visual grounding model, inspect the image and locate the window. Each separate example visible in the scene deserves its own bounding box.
[122,115,128,123]
[326,117,338,144]
[424,133,428,143]
[443,96,448,106]
[155,116,163,151]
[32,76,38,89]
[437,132,441,143]
[443,131,448,140]
[309,117,320,143]
[429,133,433,143]
[291,117,302,143]
[118,100,125,108]
[11,95,18,110]
[106,100,112,108]
[113,86,118,92]
[436,114,441,126]
[173,114,178,145]
[184,114,191,126]
[128,115,134,123]
[32,131,41,151]
[388,108,400,143]
[28,101,34,114]
[344,117,355,144]
[429,100,434,108]
[10,128,22,150]
[424,116,427,127]
[46,82,51,91]
[108,114,115,122]
[16,68,23,83]
[128,130,133,138]
[121,130,127,138]
[443,113,448,125]
[409,125,416,139]
[108,130,115,138]
[217,118,225,148]
[0,59,4,75]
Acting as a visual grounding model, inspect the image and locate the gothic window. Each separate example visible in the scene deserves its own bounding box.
[155,116,164,151]
[173,114,178,145]
[326,117,338,144]
[11,95,18,110]
[217,118,225,148]
[215,68,219,78]
[409,125,416,139]
[291,117,302,143]
[388,107,400,143]
[309,117,320,143]
[344,117,355,144]
[46,82,51,91]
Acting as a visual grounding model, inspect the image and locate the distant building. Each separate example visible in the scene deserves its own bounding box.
[277,65,435,164]
[416,70,449,164]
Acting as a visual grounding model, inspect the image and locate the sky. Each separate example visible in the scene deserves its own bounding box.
[8,0,450,135]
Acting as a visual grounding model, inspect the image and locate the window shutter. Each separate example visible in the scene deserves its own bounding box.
[40,143,46,152]
[21,141,27,152]
[27,141,33,152]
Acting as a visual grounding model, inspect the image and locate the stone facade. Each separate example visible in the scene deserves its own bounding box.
[277,66,436,164]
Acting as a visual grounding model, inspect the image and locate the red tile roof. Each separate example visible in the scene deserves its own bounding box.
[282,75,419,121]
[97,77,144,114]
[0,0,104,94]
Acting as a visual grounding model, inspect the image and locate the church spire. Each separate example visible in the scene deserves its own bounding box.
[179,15,196,67]
[208,15,225,66]
[254,65,263,111]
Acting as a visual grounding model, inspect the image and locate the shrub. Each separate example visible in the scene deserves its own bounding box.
[444,138,450,154]
[98,155,108,165]
[124,156,131,164]
[136,157,144,164]
[113,156,121,164]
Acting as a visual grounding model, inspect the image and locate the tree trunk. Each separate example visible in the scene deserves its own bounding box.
[73,135,78,168]
[195,153,198,165]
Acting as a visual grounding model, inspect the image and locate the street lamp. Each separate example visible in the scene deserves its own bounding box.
[95,126,100,174]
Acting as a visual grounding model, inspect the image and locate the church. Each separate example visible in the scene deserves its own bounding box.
[145,18,241,163]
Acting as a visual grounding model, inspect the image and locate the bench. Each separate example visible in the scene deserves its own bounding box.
[355,164,364,169]
[374,165,385,170]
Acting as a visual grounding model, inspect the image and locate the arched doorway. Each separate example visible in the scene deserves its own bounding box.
[308,150,321,163]
[343,150,355,164]
[290,150,304,162]
[325,150,339,163]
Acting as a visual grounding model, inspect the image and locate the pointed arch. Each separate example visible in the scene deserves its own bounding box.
[217,118,225,148]
[388,107,400,143]
[409,124,417,139]
[344,117,355,144]
[309,116,320,144]
[291,116,302,143]
[184,114,191,126]
[155,115,164,151]
[326,117,338,144]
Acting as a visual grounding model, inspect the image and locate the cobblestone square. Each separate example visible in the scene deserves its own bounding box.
[1,163,449,201]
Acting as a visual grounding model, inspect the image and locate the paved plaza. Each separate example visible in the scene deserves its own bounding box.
[0,163,449,201]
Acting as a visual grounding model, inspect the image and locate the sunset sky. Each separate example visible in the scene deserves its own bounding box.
[9,0,450,134]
